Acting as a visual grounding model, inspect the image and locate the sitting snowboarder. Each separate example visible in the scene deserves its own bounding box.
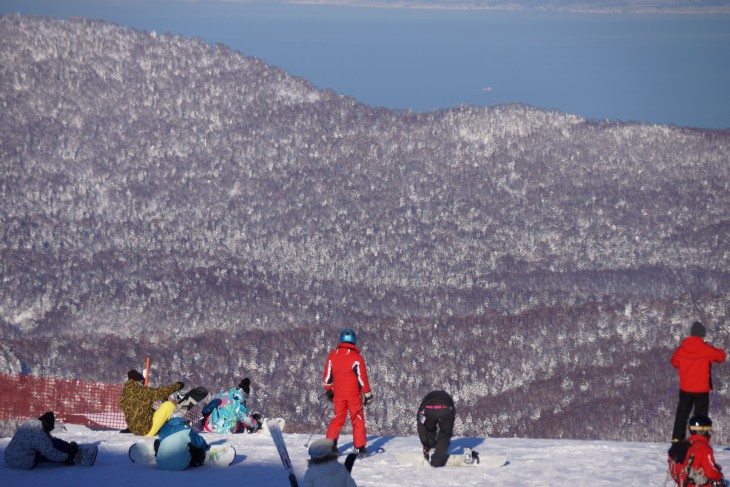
[3,411,79,469]
[200,377,262,433]
[668,415,725,486]
[302,438,358,487]
[155,412,210,471]
[119,369,184,436]
[417,390,460,467]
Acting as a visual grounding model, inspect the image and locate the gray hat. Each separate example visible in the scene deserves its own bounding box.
[691,321,706,337]
[308,438,335,459]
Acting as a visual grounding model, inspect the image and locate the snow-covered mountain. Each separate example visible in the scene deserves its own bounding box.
[1,14,729,442]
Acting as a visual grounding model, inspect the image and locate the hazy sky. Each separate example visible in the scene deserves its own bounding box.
[3,0,730,128]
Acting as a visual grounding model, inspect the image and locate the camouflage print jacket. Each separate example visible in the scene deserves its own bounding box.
[119,379,183,435]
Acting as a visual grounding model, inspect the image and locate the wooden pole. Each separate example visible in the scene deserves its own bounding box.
[144,355,150,386]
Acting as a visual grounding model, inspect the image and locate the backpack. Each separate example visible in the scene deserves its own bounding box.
[668,440,693,486]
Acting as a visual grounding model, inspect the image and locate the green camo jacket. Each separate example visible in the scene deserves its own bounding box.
[119,379,182,435]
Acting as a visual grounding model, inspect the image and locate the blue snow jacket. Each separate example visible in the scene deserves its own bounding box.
[156,416,208,471]
[202,387,257,433]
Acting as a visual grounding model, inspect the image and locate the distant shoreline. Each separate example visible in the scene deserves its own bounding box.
[265,0,730,14]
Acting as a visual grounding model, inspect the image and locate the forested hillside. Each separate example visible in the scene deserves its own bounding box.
[1,14,729,441]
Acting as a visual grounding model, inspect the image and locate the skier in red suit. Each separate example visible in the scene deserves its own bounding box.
[323,329,373,458]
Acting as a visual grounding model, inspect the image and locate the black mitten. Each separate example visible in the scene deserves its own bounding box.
[188,443,207,467]
[239,377,251,395]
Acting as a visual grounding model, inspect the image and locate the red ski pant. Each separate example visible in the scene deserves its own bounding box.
[326,394,366,448]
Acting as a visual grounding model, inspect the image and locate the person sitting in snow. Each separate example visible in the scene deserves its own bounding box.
[200,377,262,433]
[670,414,725,487]
[154,411,210,470]
[417,390,457,467]
[302,438,358,487]
[3,411,79,469]
[119,369,184,436]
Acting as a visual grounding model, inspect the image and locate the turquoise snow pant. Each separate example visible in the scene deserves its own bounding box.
[156,430,192,471]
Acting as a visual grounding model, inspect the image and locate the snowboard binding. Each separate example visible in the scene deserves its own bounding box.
[175,386,209,412]
[463,447,480,465]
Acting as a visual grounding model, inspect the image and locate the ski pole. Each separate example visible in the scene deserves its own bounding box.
[304,405,330,448]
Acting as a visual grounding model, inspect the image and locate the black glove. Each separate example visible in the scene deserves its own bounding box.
[188,443,206,468]
[252,412,263,432]
[325,389,334,402]
[344,452,358,473]
[65,441,79,465]
[175,381,185,391]
[239,377,251,395]
[363,391,373,405]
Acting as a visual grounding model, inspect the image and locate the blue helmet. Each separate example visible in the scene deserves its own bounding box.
[339,329,356,345]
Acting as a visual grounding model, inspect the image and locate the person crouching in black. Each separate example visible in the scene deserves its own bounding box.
[417,390,455,467]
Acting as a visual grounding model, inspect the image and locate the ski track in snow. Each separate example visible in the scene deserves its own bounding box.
[2,424,728,485]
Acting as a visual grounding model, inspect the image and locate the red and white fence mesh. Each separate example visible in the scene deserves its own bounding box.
[0,373,205,434]
[0,373,127,430]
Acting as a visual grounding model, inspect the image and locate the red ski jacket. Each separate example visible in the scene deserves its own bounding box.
[671,336,726,393]
[323,343,371,399]
[686,434,724,483]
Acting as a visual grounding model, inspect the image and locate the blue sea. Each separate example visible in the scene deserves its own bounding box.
[3,1,730,129]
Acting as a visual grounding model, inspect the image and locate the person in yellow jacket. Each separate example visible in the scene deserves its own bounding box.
[119,369,184,436]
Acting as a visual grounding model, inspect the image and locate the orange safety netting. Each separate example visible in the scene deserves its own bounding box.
[0,373,204,432]
[0,373,127,430]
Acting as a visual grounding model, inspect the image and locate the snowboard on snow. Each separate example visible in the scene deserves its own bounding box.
[202,445,237,466]
[74,444,99,466]
[395,449,507,468]
[266,418,299,487]
[175,386,209,412]
[128,441,156,465]
[128,441,236,467]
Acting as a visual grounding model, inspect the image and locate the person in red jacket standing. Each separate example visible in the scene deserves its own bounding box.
[671,321,726,442]
[323,329,373,458]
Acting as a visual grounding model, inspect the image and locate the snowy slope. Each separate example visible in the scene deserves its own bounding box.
[1,423,716,486]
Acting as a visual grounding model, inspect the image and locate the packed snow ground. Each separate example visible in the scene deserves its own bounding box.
[1,423,721,486]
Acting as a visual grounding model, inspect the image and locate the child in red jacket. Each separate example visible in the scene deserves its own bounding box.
[323,329,373,458]
[671,322,726,441]
[679,415,725,486]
